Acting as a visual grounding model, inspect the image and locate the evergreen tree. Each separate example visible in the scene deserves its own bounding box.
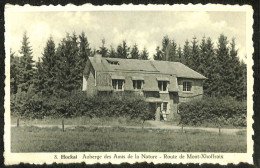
[153,46,163,60]
[78,32,91,86]
[97,39,108,57]
[166,40,178,62]
[183,40,191,66]
[108,45,117,58]
[71,32,82,88]
[177,45,185,64]
[116,40,130,59]
[140,47,149,60]
[40,36,57,96]
[239,61,247,101]
[202,37,218,97]
[197,36,207,74]
[190,37,200,71]
[54,33,81,116]
[34,58,44,93]
[10,49,20,94]
[228,38,246,100]
[161,35,170,61]
[18,32,35,92]
[130,44,140,59]
[215,34,230,97]
[55,33,80,95]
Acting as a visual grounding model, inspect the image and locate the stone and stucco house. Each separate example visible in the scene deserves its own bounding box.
[83,54,206,121]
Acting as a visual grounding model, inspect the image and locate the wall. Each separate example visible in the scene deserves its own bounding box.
[95,71,180,121]
[96,72,111,86]
[85,66,97,97]
[177,78,203,103]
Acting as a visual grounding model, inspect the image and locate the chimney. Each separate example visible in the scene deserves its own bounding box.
[94,54,102,63]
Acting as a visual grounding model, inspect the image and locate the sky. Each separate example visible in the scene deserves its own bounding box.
[5,8,247,62]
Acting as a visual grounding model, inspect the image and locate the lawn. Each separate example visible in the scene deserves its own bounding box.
[11,126,246,153]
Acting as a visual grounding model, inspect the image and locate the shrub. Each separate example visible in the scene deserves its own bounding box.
[178,96,246,127]
[11,91,151,121]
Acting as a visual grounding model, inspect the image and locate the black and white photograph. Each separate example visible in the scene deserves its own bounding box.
[4,4,254,165]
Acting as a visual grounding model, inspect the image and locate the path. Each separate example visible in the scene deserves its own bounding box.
[146,120,246,135]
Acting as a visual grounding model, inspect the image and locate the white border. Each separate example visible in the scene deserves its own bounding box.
[4,4,254,165]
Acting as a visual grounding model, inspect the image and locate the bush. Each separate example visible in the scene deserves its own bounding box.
[11,91,151,121]
[178,96,246,127]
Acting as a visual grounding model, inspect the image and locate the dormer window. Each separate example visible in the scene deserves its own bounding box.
[112,79,124,91]
[158,81,169,92]
[107,59,119,65]
[133,80,143,90]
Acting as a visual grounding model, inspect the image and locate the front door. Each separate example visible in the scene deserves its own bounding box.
[161,102,168,121]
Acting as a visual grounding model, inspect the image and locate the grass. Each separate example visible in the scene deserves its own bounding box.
[163,120,246,129]
[11,126,246,153]
[11,116,152,127]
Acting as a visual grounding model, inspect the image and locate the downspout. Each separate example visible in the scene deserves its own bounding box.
[95,70,97,86]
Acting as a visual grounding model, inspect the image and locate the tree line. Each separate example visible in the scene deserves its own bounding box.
[10,31,246,117]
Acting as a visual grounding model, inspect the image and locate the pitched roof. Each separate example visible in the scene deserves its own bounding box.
[88,55,206,79]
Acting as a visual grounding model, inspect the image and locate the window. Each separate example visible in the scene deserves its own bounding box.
[133,80,143,90]
[107,60,119,65]
[158,81,168,92]
[163,102,168,111]
[112,79,124,91]
[183,82,192,91]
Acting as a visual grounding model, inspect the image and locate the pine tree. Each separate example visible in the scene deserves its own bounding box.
[78,32,91,87]
[55,33,80,95]
[215,34,230,97]
[202,37,218,97]
[97,39,108,57]
[140,47,149,60]
[228,38,246,100]
[116,41,130,59]
[161,35,170,61]
[34,58,44,93]
[10,49,20,94]
[183,40,191,66]
[197,36,207,74]
[54,33,81,116]
[18,32,35,92]
[153,46,163,60]
[239,61,247,101]
[130,44,140,59]
[108,45,117,58]
[166,40,178,62]
[177,45,185,64]
[79,32,91,66]
[40,36,57,96]
[190,37,200,71]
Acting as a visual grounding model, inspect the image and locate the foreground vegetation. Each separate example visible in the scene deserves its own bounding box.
[179,97,247,127]
[11,126,246,153]
[11,116,152,127]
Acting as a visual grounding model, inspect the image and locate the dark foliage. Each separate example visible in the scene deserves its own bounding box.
[178,97,246,127]
[11,90,151,120]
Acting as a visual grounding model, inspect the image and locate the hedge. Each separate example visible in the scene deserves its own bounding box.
[178,97,247,127]
[11,90,153,121]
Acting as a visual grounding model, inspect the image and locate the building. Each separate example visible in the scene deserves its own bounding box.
[83,54,206,121]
